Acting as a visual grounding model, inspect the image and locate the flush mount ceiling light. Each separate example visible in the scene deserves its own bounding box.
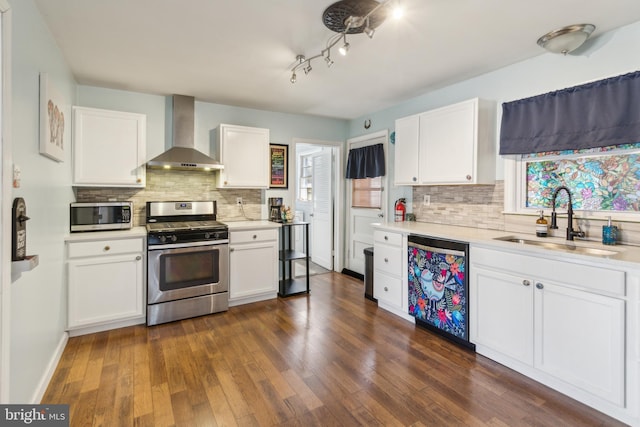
[537,23,596,55]
[290,0,401,83]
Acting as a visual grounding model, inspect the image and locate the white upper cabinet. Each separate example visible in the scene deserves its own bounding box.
[394,98,496,185]
[216,124,270,188]
[394,114,421,185]
[72,106,146,187]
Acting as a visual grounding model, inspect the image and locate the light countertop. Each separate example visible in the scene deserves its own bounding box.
[374,221,640,269]
[65,226,147,242]
[223,220,281,231]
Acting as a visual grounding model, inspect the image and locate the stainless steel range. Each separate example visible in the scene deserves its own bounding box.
[146,201,229,326]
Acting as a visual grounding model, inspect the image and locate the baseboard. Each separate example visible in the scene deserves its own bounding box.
[341,268,364,281]
[32,331,68,404]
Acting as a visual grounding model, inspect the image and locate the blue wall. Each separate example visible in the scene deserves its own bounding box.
[10,0,76,403]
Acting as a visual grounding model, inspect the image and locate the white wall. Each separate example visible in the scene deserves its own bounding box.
[348,20,640,214]
[9,0,76,403]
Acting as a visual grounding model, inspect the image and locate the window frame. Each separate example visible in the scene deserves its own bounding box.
[505,148,640,222]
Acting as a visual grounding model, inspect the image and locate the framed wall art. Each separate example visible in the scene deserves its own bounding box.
[269,144,288,188]
[39,73,66,162]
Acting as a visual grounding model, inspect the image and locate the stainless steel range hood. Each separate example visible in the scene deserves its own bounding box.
[147,95,223,170]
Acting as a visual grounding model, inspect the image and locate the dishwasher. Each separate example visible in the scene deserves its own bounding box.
[407,234,475,350]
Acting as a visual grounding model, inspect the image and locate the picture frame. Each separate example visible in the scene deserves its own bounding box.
[39,73,66,162]
[269,144,288,188]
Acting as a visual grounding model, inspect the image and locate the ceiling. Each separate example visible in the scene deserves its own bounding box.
[34,0,640,120]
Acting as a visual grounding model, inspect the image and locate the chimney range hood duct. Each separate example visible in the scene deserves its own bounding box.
[146,95,223,170]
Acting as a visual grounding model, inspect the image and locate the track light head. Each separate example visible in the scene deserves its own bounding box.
[364,17,375,38]
[339,36,350,56]
[304,63,312,75]
[290,72,297,84]
[325,55,334,67]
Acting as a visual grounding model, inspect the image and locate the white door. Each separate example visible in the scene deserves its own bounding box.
[311,150,333,270]
[346,131,388,275]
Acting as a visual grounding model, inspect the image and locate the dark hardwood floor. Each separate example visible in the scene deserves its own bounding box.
[42,272,625,426]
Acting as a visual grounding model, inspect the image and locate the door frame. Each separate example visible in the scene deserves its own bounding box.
[345,130,389,275]
[292,138,344,272]
[0,0,12,403]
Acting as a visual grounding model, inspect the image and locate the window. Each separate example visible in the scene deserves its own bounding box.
[352,176,382,209]
[298,154,313,201]
[514,143,640,217]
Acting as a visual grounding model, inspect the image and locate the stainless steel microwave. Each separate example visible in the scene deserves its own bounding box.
[70,202,133,232]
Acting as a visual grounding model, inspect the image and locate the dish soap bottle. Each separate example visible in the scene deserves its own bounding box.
[536,210,548,237]
[602,216,618,245]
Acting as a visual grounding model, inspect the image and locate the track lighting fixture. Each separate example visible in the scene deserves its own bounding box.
[289,0,401,83]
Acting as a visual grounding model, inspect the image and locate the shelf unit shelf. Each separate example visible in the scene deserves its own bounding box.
[278,221,310,298]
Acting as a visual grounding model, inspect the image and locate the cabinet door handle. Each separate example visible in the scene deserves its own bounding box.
[466,175,472,181]
[136,178,142,183]
[384,286,388,292]
[384,236,388,241]
[378,213,384,218]
[135,255,142,261]
[104,246,111,251]
[230,248,235,252]
[535,282,544,289]
[384,258,389,263]
[412,177,417,182]
[522,279,530,286]
[253,234,257,239]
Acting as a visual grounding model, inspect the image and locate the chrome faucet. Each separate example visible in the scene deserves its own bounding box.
[550,186,585,241]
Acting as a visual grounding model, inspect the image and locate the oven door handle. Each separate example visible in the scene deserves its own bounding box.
[148,239,229,250]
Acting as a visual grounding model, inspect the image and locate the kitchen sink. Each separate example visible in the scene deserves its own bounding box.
[493,236,620,257]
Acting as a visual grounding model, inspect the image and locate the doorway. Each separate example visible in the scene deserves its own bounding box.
[294,140,342,276]
[345,130,389,276]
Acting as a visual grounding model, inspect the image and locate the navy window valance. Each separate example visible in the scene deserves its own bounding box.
[345,143,385,179]
[499,70,640,155]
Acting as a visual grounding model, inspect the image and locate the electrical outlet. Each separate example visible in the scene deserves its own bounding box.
[423,195,431,206]
[236,197,243,205]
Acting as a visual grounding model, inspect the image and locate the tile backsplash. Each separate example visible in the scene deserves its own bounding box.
[75,169,262,226]
[412,181,505,230]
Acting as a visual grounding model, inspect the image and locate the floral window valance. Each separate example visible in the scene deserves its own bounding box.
[499,70,640,155]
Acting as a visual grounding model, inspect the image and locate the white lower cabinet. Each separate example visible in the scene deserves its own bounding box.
[373,230,411,320]
[470,246,627,413]
[67,235,145,335]
[472,266,534,365]
[229,228,278,306]
[534,281,625,406]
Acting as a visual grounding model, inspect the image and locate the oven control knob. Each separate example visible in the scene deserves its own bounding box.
[159,235,167,243]
[170,235,178,242]
[205,232,211,239]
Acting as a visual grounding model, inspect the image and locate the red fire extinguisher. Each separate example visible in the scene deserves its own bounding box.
[394,198,406,222]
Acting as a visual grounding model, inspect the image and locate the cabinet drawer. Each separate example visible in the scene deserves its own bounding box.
[374,271,403,307]
[374,244,403,276]
[68,238,143,258]
[374,230,402,247]
[230,228,278,244]
[472,246,625,297]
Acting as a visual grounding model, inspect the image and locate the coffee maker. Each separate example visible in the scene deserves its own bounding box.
[268,197,283,222]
